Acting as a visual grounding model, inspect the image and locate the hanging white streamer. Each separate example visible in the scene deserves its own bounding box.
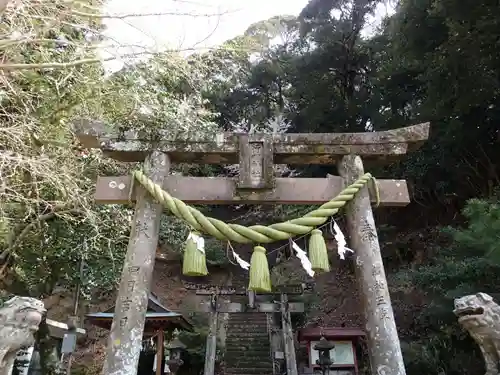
[332,221,354,260]
[232,250,250,270]
[226,241,250,270]
[291,240,315,277]
[187,232,205,253]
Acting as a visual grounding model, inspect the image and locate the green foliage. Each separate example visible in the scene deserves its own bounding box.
[178,312,223,375]
[159,212,229,266]
[159,215,191,252]
[289,293,321,329]
[447,197,500,262]
[90,53,220,140]
[402,333,482,375]
[391,196,500,374]
[0,0,132,298]
[0,0,223,299]
[10,204,129,297]
[204,238,231,266]
[395,196,500,296]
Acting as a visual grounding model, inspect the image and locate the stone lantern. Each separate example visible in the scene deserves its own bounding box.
[166,337,186,374]
[314,336,335,375]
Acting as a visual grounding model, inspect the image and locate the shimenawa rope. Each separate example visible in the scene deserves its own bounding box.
[132,170,379,244]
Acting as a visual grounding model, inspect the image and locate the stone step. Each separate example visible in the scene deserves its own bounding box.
[225,367,273,372]
[229,318,267,322]
[227,329,267,334]
[228,320,267,324]
[225,349,271,355]
[228,313,268,317]
[225,368,273,371]
[225,360,273,367]
[225,368,273,375]
[225,342,270,346]
[226,332,269,339]
[225,345,271,350]
[225,343,270,348]
[225,352,271,359]
[228,312,268,316]
[227,321,267,329]
[225,342,269,347]
[227,327,268,333]
[228,325,268,328]
[225,310,272,375]
[225,344,271,351]
[228,323,268,327]
[228,324,267,329]
[225,349,271,354]
[227,327,268,332]
[225,346,271,352]
[228,312,268,315]
[225,348,271,354]
[225,358,272,364]
[224,356,269,367]
[225,352,271,357]
[227,326,268,332]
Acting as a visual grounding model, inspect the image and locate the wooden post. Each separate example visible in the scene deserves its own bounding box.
[156,330,164,375]
[338,155,406,375]
[102,151,170,375]
[248,290,255,309]
[280,294,298,375]
[204,299,218,375]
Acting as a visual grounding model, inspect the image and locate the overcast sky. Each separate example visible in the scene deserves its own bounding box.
[102,0,395,71]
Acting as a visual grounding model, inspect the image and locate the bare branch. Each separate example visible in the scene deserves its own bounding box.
[0,46,254,71]
[71,9,232,20]
[0,0,11,16]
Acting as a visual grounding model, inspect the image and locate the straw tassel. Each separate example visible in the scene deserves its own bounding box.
[248,246,271,293]
[308,229,330,273]
[182,232,208,276]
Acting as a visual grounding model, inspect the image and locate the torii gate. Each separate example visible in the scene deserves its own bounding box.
[75,120,429,375]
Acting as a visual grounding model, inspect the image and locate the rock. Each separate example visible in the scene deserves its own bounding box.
[454,292,500,375]
[0,296,46,375]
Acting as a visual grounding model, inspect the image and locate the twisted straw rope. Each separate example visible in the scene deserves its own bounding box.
[133,170,379,244]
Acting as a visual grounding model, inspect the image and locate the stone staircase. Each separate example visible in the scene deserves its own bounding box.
[224,311,274,375]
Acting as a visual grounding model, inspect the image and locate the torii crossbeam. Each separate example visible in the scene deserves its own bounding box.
[75,120,429,375]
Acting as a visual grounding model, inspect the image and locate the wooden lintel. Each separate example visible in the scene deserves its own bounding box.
[74,120,430,164]
[199,302,304,313]
[199,302,244,313]
[195,290,247,296]
[95,175,410,206]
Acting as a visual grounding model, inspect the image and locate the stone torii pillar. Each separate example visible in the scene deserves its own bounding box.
[75,120,429,375]
[104,151,170,375]
[339,155,404,375]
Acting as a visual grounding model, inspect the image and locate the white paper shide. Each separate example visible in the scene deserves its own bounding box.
[188,232,205,253]
[332,221,354,260]
[291,240,315,277]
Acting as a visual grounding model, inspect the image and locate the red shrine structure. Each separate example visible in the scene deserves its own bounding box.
[86,293,193,375]
[298,327,365,375]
